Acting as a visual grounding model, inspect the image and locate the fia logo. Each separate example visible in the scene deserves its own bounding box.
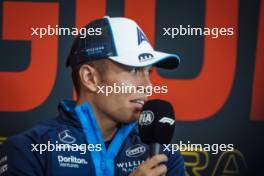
[139,110,154,126]
[137,27,149,45]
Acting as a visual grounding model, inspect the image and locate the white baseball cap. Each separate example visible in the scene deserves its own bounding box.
[66,16,180,69]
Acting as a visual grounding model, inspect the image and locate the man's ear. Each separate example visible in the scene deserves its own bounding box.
[79,64,99,92]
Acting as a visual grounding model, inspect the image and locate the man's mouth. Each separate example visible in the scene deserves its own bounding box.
[130,99,145,105]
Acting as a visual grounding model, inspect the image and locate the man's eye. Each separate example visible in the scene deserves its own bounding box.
[130,68,137,73]
[147,69,153,76]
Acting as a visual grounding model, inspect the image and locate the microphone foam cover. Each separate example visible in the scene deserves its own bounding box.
[138,99,176,145]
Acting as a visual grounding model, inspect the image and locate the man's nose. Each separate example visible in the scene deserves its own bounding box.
[139,75,153,91]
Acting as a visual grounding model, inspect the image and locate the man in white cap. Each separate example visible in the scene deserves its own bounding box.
[0,16,185,176]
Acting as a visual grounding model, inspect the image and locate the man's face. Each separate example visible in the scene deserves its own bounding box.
[92,60,152,123]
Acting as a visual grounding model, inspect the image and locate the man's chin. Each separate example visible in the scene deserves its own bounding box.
[119,115,139,124]
[128,114,140,123]
[114,111,140,124]
[120,118,137,124]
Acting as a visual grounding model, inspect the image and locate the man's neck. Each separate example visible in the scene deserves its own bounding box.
[97,116,118,141]
[77,98,118,141]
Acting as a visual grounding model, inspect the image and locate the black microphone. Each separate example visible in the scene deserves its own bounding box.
[138,99,176,157]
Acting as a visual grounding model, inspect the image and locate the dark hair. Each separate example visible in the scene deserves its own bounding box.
[71,59,108,97]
